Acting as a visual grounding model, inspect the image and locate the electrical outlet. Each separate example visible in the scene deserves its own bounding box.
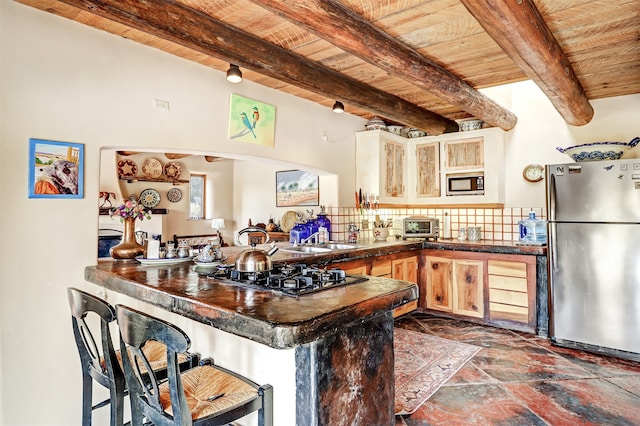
[322,130,328,143]
[154,99,170,111]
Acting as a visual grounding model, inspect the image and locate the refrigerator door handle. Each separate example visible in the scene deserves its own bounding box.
[549,222,557,272]
[547,172,558,272]
[548,173,556,222]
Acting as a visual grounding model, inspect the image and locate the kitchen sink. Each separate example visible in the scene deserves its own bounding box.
[280,243,360,254]
[281,246,333,253]
[316,243,359,250]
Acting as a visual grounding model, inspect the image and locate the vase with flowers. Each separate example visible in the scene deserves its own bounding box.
[109,197,152,259]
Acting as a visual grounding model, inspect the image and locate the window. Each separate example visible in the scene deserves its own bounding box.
[189,174,206,219]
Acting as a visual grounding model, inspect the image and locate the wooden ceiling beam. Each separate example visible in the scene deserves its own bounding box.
[249,0,518,131]
[55,0,459,134]
[460,0,594,126]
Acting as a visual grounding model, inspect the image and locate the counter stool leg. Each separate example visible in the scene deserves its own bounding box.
[81,372,93,426]
[259,384,274,426]
[108,376,125,426]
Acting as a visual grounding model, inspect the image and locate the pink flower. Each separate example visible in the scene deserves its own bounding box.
[109,199,151,222]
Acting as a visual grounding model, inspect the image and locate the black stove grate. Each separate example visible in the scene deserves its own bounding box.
[199,263,368,297]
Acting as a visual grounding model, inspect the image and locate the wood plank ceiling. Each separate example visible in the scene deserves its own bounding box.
[17,0,640,135]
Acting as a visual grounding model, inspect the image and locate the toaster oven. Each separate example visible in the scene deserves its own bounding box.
[401,217,439,240]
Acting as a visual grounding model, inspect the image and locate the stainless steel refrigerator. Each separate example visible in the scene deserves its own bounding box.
[546,158,640,361]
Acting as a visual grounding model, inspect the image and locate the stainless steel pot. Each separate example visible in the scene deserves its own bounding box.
[234,227,278,272]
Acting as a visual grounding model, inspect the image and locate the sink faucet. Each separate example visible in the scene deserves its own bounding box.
[301,232,320,245]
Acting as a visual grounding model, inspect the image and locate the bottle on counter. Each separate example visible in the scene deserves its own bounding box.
[314,206,331,242]
[518,211,547,244]
[318,226,329,244]
[348,222,359,243]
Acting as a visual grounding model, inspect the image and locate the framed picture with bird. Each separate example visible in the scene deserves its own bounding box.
[228,93,276,147]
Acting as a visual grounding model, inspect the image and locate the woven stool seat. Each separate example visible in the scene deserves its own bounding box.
[160,365,258,419]
[103,340,191,374]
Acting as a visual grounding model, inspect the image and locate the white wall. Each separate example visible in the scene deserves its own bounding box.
[2,2,640,425]
[483,82,640,207]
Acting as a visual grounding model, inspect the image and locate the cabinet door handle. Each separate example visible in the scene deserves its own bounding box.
[432,263,439,269]
[465,275,473,284]
[436,295,442,302]
[472,304,478,311]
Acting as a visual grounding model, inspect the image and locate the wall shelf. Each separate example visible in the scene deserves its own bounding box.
[119,177,189,185]
[99,208,168,215]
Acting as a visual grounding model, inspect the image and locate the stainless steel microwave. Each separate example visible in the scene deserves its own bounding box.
[446,173,485,196]
[401,217,439,240]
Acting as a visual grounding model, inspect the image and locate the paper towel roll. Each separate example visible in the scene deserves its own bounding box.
[146,239,160,259]
[443,212,451,239]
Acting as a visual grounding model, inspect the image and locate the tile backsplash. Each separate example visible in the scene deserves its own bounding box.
[325,206,546,242]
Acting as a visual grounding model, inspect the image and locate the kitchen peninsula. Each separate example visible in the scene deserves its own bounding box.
[85,242,420,426]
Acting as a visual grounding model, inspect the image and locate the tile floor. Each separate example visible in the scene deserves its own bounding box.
[394,312,640,426]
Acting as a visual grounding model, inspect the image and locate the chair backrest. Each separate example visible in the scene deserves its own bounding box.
[115,304,192,426]
[67,287,122,388]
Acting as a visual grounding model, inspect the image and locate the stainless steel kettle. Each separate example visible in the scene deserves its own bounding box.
[234,227,278,272]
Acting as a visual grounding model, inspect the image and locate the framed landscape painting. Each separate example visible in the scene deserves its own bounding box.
[276,170,319,207]
[228,93,276,147]
[28,138,84,199]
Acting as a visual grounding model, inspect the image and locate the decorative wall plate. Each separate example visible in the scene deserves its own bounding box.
[281,211,297,233]
[163,161,182,179]
[167,187,182,203]
[139,188,161,208]
[141,158,163,179]
[117,159,137,179]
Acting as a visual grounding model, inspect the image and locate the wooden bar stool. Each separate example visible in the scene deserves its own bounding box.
[115,304,273,426]
[67,288,200,426]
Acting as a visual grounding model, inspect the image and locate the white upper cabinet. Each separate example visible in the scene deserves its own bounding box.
[356,128,506,206]
[356,130,408,204]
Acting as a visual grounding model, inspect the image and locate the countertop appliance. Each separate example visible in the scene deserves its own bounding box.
[400,216,439,240]
[199,263,368,297]
[445,172,484,196]
[546,159,640,361]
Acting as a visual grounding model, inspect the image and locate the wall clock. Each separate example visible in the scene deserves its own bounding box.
[522,164,544,182]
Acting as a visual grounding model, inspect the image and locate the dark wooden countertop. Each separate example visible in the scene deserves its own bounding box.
[85,239,543,349]
[85,247,418,349]
[421,238,547,256]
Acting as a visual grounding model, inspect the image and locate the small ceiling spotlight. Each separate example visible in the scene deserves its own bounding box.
[332,100,345,113]
[226,64,243,83]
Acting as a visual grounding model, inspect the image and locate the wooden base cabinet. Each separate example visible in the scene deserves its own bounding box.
[488,260,532,324]
[425,257,483,318]
[425,257,452,312]
[423,250,537,333]
[327,252,420,318]
[452,259,484,318]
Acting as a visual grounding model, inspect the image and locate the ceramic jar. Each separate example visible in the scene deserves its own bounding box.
[374,227,389,241]
[468,226,482,241]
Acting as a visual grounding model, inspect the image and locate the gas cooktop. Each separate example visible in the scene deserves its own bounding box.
[198,263,368,297]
